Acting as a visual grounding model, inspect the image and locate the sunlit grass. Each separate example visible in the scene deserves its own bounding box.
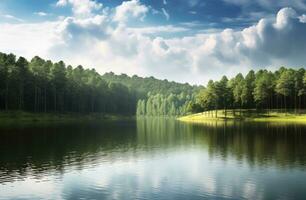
[179,109,306,124]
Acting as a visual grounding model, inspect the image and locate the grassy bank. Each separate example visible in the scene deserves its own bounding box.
[0,111,134,125]
[179,109,306,124]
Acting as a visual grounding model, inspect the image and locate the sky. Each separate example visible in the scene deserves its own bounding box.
[0,0,306,84]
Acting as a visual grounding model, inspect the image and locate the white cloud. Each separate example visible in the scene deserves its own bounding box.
[0,22,59,58]
[113,0,149,22]
[56,0,103,17]
[56,0,67,7]
[127,25,188,35]
[163,0,167,5]
[1,1,306,84]
[34,12,49,16]
[223,0,306,11]
[299,14,306,22]
[161,8,170,20]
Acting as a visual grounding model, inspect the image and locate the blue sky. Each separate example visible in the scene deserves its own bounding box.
[0,0,299,27]
[0,0,306,84]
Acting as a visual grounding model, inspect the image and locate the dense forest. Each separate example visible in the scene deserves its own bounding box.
[103,72,201,116]
[190,68,306,115]
[0,52,198,115]
[1,52,305,117]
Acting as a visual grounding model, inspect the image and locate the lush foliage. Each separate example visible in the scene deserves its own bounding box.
[2,52,304,117]
[101,71,201,116]
[136,93,197,116]
[194,68,306,114]
[0,52,199,116]
[0,53,136,114]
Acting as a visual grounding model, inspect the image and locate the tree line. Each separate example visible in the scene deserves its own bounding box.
[102,72,200,98]
[0,52,199,116]
[191,68,306,115]
[0,52,136,114]
[2,52,304,117]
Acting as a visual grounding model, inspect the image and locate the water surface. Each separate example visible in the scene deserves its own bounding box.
[1,118,306,200]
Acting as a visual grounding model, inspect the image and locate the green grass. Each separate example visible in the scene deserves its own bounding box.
[179,109,306,124]
[0,111,134,126]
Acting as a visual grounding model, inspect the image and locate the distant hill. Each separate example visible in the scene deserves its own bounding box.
[101,72,201,98]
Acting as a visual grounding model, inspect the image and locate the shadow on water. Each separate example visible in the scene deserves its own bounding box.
[0,120,138,184]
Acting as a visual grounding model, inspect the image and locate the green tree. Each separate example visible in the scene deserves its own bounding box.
[215,76,230,117]
[15,57,29,110]
[198,80,218,117]
[241,70,255,108]
[231,73,244,116]
[50,61,67,112]
[275,69,295,112]
[253,70,274,110]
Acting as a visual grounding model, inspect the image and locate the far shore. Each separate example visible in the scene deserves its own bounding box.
[0,111,134,126]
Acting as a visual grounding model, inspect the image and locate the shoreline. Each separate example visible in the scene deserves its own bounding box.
[178,110,306,124]
[0,111,134,125]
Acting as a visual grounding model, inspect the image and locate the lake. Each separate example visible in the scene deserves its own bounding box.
[1,118,306,200]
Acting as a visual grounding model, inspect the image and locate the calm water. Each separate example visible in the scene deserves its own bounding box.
[1,118,306,200]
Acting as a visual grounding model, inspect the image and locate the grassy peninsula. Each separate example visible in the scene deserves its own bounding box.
[179,109,306,124]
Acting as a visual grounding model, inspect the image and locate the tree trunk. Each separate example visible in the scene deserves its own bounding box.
[295,93,297,114]
[299,95,301,115]
[5,79,8,111]
[34,86,37,112]
[19,83,23,110]
[276,95,278,111]
[240,102,242,117]
[54,87,57,112]
[38,88,41,112]
[281,96,283,113]
[284,96,287,115]
[44,87,47,113]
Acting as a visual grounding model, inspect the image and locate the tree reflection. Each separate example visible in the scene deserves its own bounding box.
[0,119,306,184]
[137,118,306,168]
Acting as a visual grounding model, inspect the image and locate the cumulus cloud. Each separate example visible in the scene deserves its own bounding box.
[56,0,103,17]
[113,0,149,22]
[127,25,188,35]
[0,0,306,84]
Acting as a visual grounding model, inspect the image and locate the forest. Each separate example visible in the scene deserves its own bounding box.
[190,68,306,115]
[0,52,198,116]
[1,52,306,117]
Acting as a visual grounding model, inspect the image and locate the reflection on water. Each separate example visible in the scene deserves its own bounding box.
[0,118,306,199]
